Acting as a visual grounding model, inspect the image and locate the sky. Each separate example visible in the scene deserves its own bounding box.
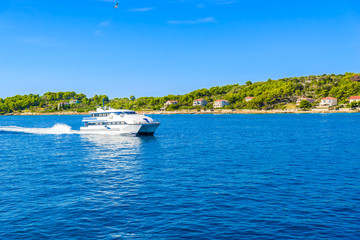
[0,0,359,99]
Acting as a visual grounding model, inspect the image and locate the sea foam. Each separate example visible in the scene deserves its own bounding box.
[0,124,133,135]
[0,124,78,135]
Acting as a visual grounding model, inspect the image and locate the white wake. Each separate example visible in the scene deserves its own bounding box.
[0,124,139,135]
[0,124,79,135]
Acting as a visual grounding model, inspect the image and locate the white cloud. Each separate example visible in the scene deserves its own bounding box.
[94,30,102,36]
[167,17,217,25]
[99,20,110,27]
[94,20,109,36]
[127,7,154,12]
[216,0,237,5]
[19,37,63,47]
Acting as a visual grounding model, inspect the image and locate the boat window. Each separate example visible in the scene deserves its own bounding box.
[113,111,136,115]
[86,121,127,126]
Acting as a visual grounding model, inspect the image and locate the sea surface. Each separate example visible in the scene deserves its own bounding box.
[0,113,359,239]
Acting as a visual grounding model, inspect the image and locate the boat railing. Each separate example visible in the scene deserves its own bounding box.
[82,117,95,121]
[133,120,160,125]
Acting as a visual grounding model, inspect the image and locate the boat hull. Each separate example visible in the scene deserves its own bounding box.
[80,123,160,135]
[137,123,160,135]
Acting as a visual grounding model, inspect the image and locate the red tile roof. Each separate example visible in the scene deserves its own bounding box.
[193,99,205,101]
[349,96,360,100]
[245,96,254,99]
[322,97,337,100]
[214,99,229,102]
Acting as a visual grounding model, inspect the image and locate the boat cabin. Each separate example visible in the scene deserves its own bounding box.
[91,111,136,117]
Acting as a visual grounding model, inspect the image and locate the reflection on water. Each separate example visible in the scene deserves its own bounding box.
[81,134,142,160]
[80,135,158,194]
[81,134,157,160]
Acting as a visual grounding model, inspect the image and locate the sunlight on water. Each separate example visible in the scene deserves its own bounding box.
[81,134,142,160]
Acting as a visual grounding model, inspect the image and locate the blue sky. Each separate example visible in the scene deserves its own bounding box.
[0,0,359,99]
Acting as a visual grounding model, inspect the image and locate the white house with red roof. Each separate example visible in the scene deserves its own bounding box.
[213,99,229,108]
[193,99,207,106]
[349,96,360,104]
[164,100,178,107]
[320,97,337,107]
[296,97,315,106]
[245,96,254,102]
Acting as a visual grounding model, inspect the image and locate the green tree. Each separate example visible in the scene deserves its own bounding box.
[299,100,311,110]
[166,104,179,111]
[350,101,358,108]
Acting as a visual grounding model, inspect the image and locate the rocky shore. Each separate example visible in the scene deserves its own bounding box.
[3,108,360,116]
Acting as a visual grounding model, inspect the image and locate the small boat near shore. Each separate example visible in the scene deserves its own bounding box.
[80,107,160,135]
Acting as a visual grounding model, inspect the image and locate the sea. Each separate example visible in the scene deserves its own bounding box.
[0,113,359,239]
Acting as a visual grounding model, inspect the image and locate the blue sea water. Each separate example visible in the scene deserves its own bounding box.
[0,113,359,239]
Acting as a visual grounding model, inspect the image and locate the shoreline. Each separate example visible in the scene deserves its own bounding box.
[2,109,360,116]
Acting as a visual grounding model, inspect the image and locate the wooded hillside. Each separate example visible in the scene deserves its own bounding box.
[1,72,359,114]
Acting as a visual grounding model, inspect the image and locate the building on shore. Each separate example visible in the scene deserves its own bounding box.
[213,99,229,108]
[319,97,337,107]
[164,100,178,107]
[193,99,207,106]
[296,97,315,106]
[69,99,80,105]
[57,102,69,110]
[245,97,254,102]
[349,96,360,103]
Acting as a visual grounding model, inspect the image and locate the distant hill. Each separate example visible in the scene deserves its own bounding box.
[1,72,360,114]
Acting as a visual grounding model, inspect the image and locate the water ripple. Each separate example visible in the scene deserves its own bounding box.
[0,114,360,239]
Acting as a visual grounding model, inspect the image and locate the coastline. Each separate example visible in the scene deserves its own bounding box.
[2,109,359,116]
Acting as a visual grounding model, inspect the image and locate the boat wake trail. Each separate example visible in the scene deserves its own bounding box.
[0,124,80,135]
[0,124,137,135]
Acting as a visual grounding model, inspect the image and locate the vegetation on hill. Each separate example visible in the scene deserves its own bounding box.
[1,72,360,114]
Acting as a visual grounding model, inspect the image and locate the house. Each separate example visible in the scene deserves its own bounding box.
[57,102,69,110]
[245,97,254,102]
[69,99,80,104]
[193,99,207,106]
[349,96,360,103]
[213,99,229,108]
[164,100,178,107]
[320,97,337,107]
[296,97,315,106]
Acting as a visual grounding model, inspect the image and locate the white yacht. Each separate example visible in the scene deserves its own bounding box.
[80,107,160,135]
